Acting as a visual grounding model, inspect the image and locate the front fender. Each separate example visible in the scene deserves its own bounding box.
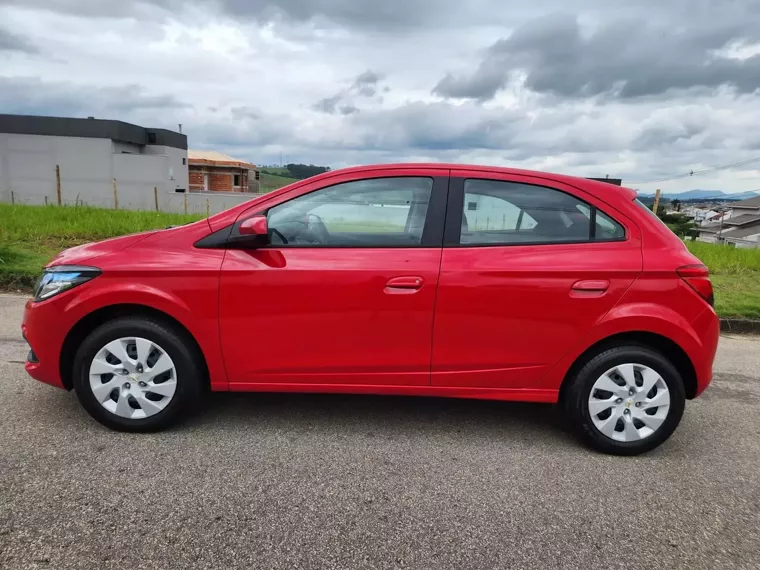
[64,282,193,323]
[60,280,227,391]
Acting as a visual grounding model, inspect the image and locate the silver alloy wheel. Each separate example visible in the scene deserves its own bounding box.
[88,337,177,420]
[588,363,671,442]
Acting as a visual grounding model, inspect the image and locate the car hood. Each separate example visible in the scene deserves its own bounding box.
[47,231,157,268]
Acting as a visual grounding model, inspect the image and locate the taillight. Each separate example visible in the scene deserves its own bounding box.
[677,264,714,307]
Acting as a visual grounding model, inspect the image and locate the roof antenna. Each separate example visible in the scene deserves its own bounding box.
[178,124,182,133]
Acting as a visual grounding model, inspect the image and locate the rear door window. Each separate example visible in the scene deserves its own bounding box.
[459,179,624,245]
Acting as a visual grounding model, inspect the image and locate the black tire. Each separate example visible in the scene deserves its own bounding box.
[72,316,203,432]
[564,345,686,456]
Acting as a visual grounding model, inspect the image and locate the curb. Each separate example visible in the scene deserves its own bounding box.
[720,318,760,334]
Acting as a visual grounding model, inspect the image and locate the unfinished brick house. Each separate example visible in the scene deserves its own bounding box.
[188,150,260,193]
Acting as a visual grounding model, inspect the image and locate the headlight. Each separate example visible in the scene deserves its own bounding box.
[33,265,101,302]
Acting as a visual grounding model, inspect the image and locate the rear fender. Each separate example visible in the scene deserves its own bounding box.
[536,303,701,393]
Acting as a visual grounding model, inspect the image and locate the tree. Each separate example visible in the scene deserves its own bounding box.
[659,212,697,239]
[284,164,331,179]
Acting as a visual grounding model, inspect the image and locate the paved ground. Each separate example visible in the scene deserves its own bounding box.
[1,294,759,570]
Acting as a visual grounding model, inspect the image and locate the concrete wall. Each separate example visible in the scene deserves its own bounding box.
[248,169,261,193]
[0,132,192,210]
[724,234,760,249]
[1,132,110,206]
[163,190,257,215]
[146,145,188,192]
[112,141,142,154]
[696,233,719,243]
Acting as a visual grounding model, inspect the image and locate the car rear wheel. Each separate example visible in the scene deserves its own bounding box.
[564,345,686,455]
[72,316,202,432]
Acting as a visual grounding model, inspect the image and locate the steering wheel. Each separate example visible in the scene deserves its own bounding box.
[270,220,322,244]
[305,214,330,243]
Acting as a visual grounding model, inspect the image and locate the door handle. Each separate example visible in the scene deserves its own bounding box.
[571,280,609,292]
[385,276,424,292]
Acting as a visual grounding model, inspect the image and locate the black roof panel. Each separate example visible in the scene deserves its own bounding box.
[0,114,187,150]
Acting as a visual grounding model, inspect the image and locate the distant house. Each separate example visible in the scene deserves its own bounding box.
[730,195,760,215]
[694,208,728,226]
[697,212,760,247]
[188,150,260,193]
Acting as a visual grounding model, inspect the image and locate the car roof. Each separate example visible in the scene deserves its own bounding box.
[314,163,638,201]
[207,162,637,232]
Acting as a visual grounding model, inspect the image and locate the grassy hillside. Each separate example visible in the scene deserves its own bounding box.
[260,167,292,177]
[259,172,299,193]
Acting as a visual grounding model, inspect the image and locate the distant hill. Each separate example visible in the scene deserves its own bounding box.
[637,189,760,201]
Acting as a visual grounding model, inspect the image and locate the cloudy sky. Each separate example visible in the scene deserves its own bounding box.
[1,0,760,193]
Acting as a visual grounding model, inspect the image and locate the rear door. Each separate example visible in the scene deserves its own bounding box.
[219,168,449,387]
[431,170,642,388]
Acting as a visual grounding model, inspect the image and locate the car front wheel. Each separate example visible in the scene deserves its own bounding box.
[72,316,202,432]
[564,345,686,455]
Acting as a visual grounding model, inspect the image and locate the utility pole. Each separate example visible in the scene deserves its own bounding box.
[56,165,62,205]
[652,189,661,215]
[718,209,725,243]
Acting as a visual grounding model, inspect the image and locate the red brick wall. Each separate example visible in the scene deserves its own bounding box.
[188,165,252,192]
[209,171,232,192]
[189,168,204,191]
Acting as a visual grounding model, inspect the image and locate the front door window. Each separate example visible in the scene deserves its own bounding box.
[266,177,433,246]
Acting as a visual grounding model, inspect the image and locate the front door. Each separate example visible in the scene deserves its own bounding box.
[219,169,449,387]
[432,171,642,388]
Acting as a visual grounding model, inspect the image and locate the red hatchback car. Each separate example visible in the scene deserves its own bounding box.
[22,164,719,455]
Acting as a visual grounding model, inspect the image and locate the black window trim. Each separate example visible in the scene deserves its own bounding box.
[196,174,450,250]
[443,175,627,248]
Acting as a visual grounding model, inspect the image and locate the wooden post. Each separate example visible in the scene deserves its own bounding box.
[55,165,62,205]
[154,187,159,211]
[10,191,14,205]
[184,193,188,215]
[206,198,210,218]
[112,179,118,209]
[652,189,661,215]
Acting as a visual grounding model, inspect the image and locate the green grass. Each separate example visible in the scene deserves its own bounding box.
[685,241,760,274]
[0,203,201,289]
[685,241,760,319]
[259,172,299,192]
[2,204,759,319]
[709,274,760,319]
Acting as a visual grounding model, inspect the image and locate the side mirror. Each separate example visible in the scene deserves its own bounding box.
[239,215,268,236]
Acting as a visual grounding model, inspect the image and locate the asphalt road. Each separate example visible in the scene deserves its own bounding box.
[1,294,759,570]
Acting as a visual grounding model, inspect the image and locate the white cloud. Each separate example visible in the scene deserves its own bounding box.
[0,0,759,193]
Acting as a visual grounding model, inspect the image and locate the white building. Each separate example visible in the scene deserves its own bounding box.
[0,114,188,210]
